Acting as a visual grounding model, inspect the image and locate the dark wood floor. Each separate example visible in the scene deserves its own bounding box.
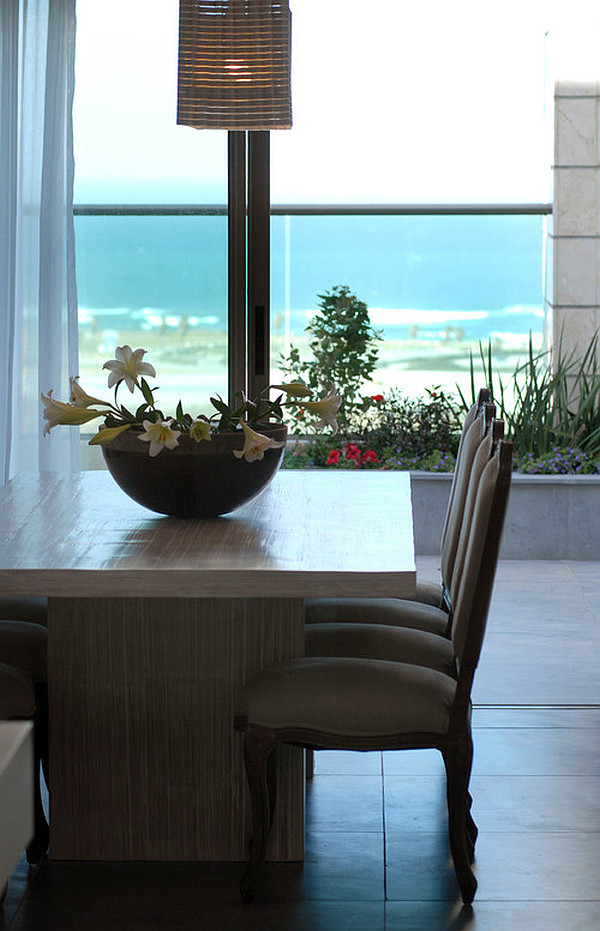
[2,559,599,930]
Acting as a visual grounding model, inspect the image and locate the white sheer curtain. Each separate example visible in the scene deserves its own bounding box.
[0,0,79,486]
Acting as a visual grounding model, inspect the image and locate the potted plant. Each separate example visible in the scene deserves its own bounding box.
[41,345,341,518]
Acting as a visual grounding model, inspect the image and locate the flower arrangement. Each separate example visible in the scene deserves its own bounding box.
[41,345,342,461]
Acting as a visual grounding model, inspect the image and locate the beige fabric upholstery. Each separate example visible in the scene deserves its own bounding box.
[438,392,489,559]
[452,452,503,664]
[412,579,444,608]
[449,428,498,597]
[0,622,47,683]
[439,414,488,589]
[305,623,456,676]
[0,662,36,719]
[240,657,456,737]
[304,598,448,635]
[0,597,48,626]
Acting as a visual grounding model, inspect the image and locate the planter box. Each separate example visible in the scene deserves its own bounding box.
[411,472,600,560]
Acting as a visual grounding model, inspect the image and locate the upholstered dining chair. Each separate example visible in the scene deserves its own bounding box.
[0,658,49,867]
[306,395,496,640]
[305,387,492,628]
[236,438,513,905]
[305,418,505,664]
[0,620,50,863]
[0,598,47,626]
[302,418,504,781]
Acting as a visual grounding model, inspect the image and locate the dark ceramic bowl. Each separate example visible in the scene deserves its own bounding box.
[100,424,287,517]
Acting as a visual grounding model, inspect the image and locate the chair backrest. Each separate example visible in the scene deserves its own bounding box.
[450,437,513,677]
[447,417,504,599]
[460,387,492,437]
[441,387,492,552]
[440,400,496,598]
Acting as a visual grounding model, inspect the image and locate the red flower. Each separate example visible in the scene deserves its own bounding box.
[370,394,383,403]
[345,442,361,461]
[361,449,377,463]
[326,450,341,465]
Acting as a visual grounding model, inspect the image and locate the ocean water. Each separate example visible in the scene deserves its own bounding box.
[74,213,545,343]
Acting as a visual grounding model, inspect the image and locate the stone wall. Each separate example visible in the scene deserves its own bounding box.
[549,79,600,361]
[411,471,600,560]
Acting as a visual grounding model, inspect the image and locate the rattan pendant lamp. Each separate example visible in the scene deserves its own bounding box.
[176,0,292,402]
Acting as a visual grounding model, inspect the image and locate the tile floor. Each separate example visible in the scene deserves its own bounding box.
[2,559,599,930]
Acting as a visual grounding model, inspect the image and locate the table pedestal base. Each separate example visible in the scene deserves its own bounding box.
[48,597,305,861]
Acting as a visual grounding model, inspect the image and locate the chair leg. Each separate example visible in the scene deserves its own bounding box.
[240,728,278,905]
[443,741,477,905]
[34,683,49,789]
[26,693,50,865]
[443,752,477,858]
[26,756,49,865]
[465,791,478,863]
[305,748,315,779]
[266,746,278,833]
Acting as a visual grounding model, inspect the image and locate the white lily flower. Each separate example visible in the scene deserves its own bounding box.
[271,382,313,399]
[138,419,181,457]
[189,419,212,443]
[232,421,285,463]
[41,391,105,435]
[69,376,110,408]
[102,345,156,393]
[302,388,342,434]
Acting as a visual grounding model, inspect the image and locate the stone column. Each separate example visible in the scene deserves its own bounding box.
[549,80,600,363]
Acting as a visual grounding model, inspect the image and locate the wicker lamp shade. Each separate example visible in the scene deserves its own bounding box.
[177,0,292,130]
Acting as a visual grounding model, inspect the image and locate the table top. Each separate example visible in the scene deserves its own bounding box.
[0,470,415,598]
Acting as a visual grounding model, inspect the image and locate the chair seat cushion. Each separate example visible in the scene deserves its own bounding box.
[304,598,448,636]
[0,663,36,719]
[240,657,457,738]
[0,597,48,626]
[413,579,444,607]
[305,623,456,676]
[0,622,47,683]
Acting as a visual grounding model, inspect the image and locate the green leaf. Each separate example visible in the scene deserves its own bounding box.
[140,378,155,406]
[210,395,230,416]
[89,424,132,445]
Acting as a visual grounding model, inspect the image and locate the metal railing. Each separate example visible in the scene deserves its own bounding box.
[73,202,552,217]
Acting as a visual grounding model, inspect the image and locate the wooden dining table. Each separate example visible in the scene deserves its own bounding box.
[0,469,416,862]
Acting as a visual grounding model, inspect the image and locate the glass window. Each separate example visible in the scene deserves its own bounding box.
[73,0,559,408]
[73,0,228,414]
[270,0,552,396]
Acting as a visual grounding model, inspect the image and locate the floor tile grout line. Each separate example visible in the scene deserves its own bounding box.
[381,750,389,902]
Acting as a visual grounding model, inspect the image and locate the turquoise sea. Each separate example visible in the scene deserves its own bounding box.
[74,213,545,342]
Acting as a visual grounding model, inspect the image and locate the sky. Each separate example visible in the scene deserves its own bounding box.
[73,0,600,205]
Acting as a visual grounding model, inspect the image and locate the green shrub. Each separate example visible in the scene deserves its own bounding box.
[357,387,461,463]
[279,285,381,433]
[282,386,461,471]
[457,334,600,458]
